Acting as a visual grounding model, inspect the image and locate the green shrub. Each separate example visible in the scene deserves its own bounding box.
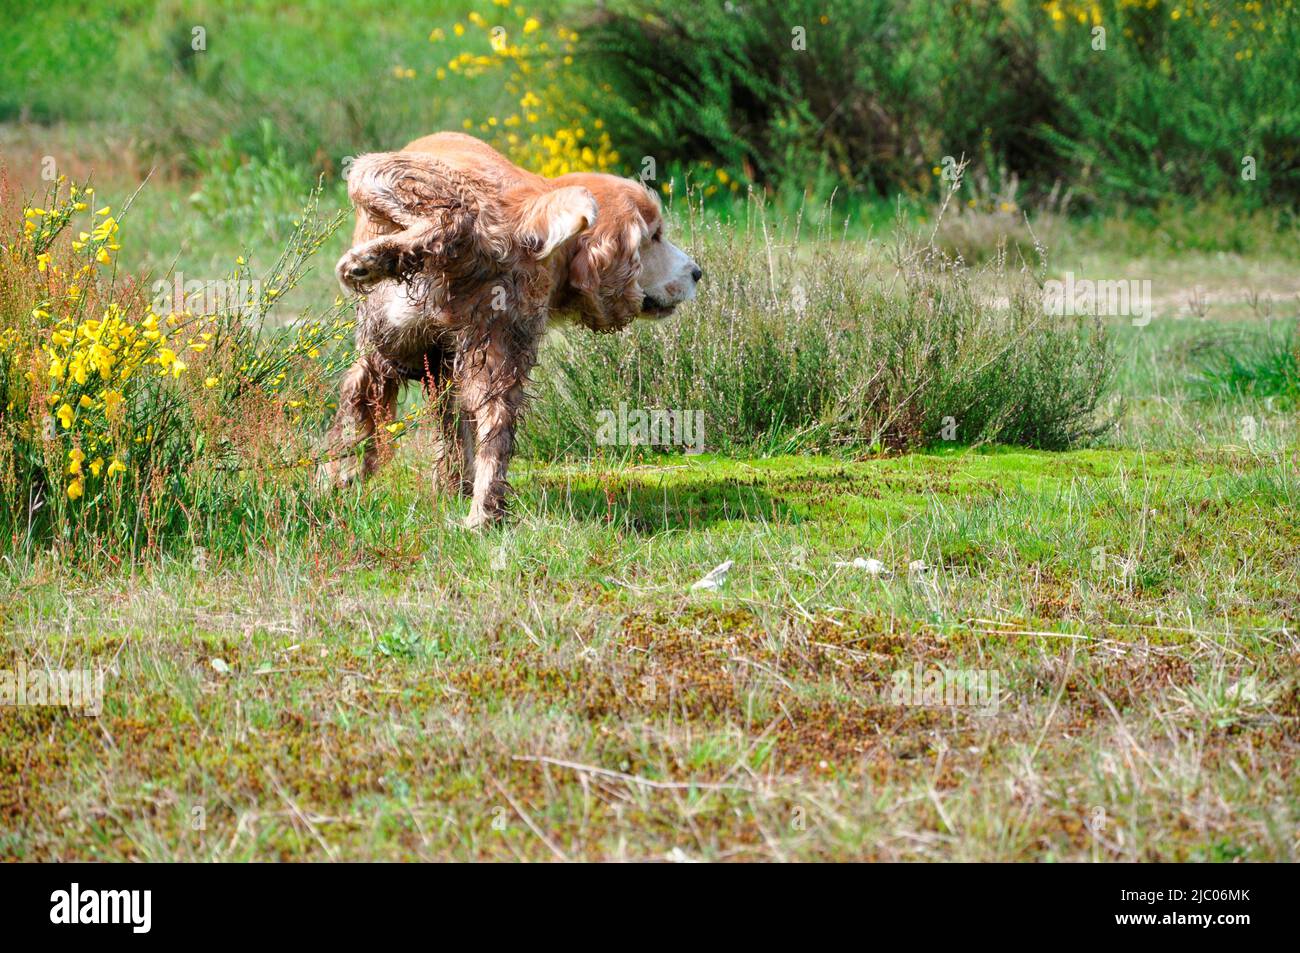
[573,0,1299,210]
[575,0,1063,201]
[1037,0,1300,210]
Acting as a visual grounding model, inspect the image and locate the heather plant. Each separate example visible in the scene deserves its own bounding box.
[523,190,1117,459]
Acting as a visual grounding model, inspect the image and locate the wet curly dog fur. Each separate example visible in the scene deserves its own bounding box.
[322,132,701,528]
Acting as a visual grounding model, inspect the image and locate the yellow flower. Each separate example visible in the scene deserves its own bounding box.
[91,216,118,241]
[57,403,74,429]
[66,478,84,500]
[78,394,93,409]
[385,422,405,434]
[453,22,465,36]
[103,390,124,419]
[67,448,86,475]
[36,253,51,272]
[89,457,104,477]
[204,376,219,388]
[523,17,540,34]
[107,458,127,477]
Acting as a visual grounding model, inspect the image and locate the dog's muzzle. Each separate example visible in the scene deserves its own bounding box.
[640,294,678,318]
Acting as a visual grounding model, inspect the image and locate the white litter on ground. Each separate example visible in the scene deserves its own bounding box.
[834,556,892,576]
[690,560,735,591]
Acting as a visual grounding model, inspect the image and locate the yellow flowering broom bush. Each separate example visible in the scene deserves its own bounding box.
[0,178,354,560]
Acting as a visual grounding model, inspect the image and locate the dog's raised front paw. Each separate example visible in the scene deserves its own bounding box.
[335,244,396,293]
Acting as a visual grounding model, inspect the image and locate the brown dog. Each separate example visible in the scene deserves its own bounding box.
[321,132,700,527]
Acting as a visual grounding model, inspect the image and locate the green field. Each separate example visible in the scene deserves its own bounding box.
[2,0,1299,861]
[6,445,1299,860]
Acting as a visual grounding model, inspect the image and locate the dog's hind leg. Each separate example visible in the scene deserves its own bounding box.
[336,222,442,292]
[319,355,399,487]
[456,320,537,528]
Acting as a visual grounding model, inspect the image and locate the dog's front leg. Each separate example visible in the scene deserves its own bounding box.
[457,322,535,529]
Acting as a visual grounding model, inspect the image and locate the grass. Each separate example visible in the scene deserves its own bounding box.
[2,153,1297,862]
[3,134,1299,863]
[1189,322,1300,405]
[4,445,1298,860]
[4,0,1300,864]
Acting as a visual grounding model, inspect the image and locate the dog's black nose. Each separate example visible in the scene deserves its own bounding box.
[691,266,703,283]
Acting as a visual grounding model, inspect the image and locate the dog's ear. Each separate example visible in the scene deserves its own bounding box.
[568,198,647,332]
[510,185,599,260]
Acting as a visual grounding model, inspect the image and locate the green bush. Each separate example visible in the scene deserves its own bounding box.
[573,0,1299,210]
[575,0,1062,200]
[1036,0,1300,210]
